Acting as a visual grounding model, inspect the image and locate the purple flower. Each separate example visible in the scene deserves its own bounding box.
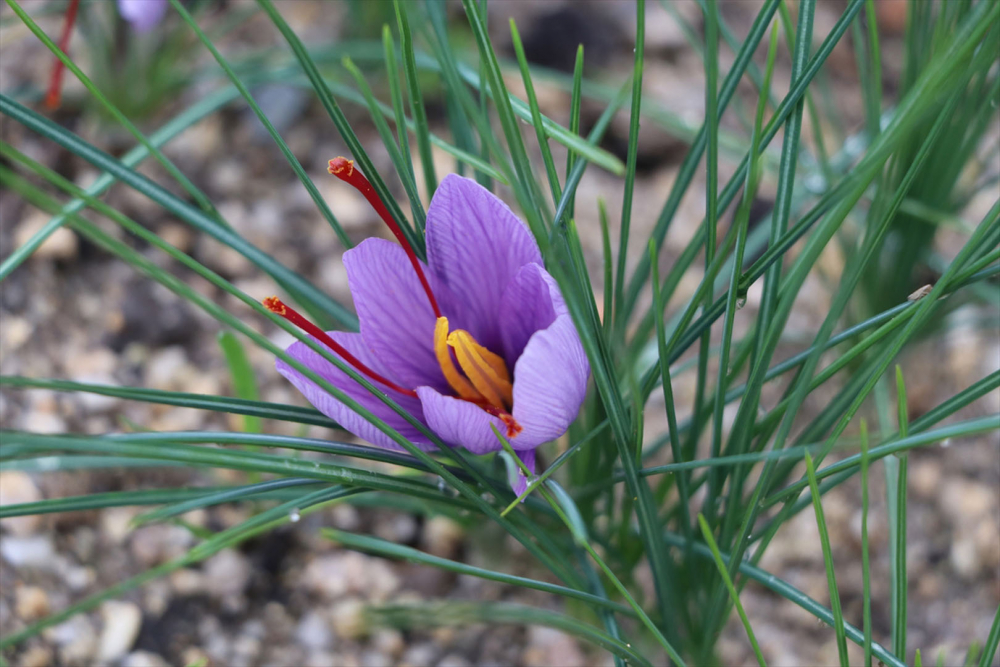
[270,170,590,493]
[117,0,168,33]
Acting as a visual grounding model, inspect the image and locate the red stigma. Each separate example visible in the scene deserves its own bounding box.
[328,157,442,319]
[264,296,418,399]
[44,0,80,110]
[480,402,523,438]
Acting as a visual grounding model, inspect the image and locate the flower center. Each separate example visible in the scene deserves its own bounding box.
[434,317,513,411]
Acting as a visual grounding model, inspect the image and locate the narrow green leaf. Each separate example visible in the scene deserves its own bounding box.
[860,420,873,667]
[612,0,645,327]
[509,18,562,206]
[394,0,437,201]
[804,452,849,666]
[697,514,766,666]
[218,331,263,434]
[367,602,652,667]
[322,528,634,617]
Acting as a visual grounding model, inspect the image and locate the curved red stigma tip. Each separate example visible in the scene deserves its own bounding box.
[327,157,354,177]
[326,156,442,318]
[265,295,418,398]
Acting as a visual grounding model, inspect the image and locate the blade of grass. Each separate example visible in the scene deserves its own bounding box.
[805,452,849,666]
[509,19,562,207]
[218,331,263,434]
[612,0,645,331]
[368,601,652,667]
[697,514,766,666]
[891,366,910,660]
[980,606,1000,667]
[860,419,873,667]
[321,528,634,617]
[649,241,692,545]
[394,0,437,201]
[0,376,338,429]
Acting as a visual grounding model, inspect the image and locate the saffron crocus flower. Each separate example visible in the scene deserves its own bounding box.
[267,160,589,493]
[118,0,168,33]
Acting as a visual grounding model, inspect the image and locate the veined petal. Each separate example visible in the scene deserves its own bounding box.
[344,238,452,393]
[498,263,566,367]
[425,174,542,351]
[276,331,434,451]
[416,387,506,455]
[509,315,590,448]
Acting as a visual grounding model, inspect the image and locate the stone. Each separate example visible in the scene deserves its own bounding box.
[15,585,50,620]
[524,626,587,667]
[48,615,97,666]
[122,651,171,667]
[330,598,367,640]
[14,211,79,261]
[19,645,53,667]
[950,534,981,580]
[203,548,252,599]
[373,514,418,544]
[1,535,56,569]
[436,654,472,667]
[296,611,333,651]
[400,642,437,667]
[421,516,464,559]
[372,628,404,658]
[0,470,44,535]
[98,601,143,663]
[129,525,194,566]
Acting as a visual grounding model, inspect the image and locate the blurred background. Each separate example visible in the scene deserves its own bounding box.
[0,1,997,665]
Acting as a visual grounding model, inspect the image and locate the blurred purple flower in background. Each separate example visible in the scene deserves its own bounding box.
[117,0,168,33]
[268,167,589,494]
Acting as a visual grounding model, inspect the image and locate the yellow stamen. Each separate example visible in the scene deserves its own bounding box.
[447,329,513,410]
[434,317,482,401]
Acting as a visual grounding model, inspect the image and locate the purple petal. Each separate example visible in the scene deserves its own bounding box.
[509,448,537,497]
[276,331,434,451]
[118,0,167,32]
[510,315,590,448]
[425,174,542,351]
[498,263,567,367]
[416,387,506,455]
[344,238,451,393]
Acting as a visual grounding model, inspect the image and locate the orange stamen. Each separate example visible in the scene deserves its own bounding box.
[434,317,482,401]
[45,0,81,110]
[328,157,442,318]
[264,296,418,398]
[448,329,514,410]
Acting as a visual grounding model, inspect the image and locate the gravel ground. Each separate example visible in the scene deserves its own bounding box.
[1,1,998,665]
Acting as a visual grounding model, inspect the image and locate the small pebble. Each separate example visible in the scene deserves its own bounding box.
[15,585,50,621]
[296,611,333,651]
[98,601,143,663]
[0,470,44,536]
[203,549,252,599]
[330,598,367,640]
[19,645,53,667]
[14,212,79,261]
